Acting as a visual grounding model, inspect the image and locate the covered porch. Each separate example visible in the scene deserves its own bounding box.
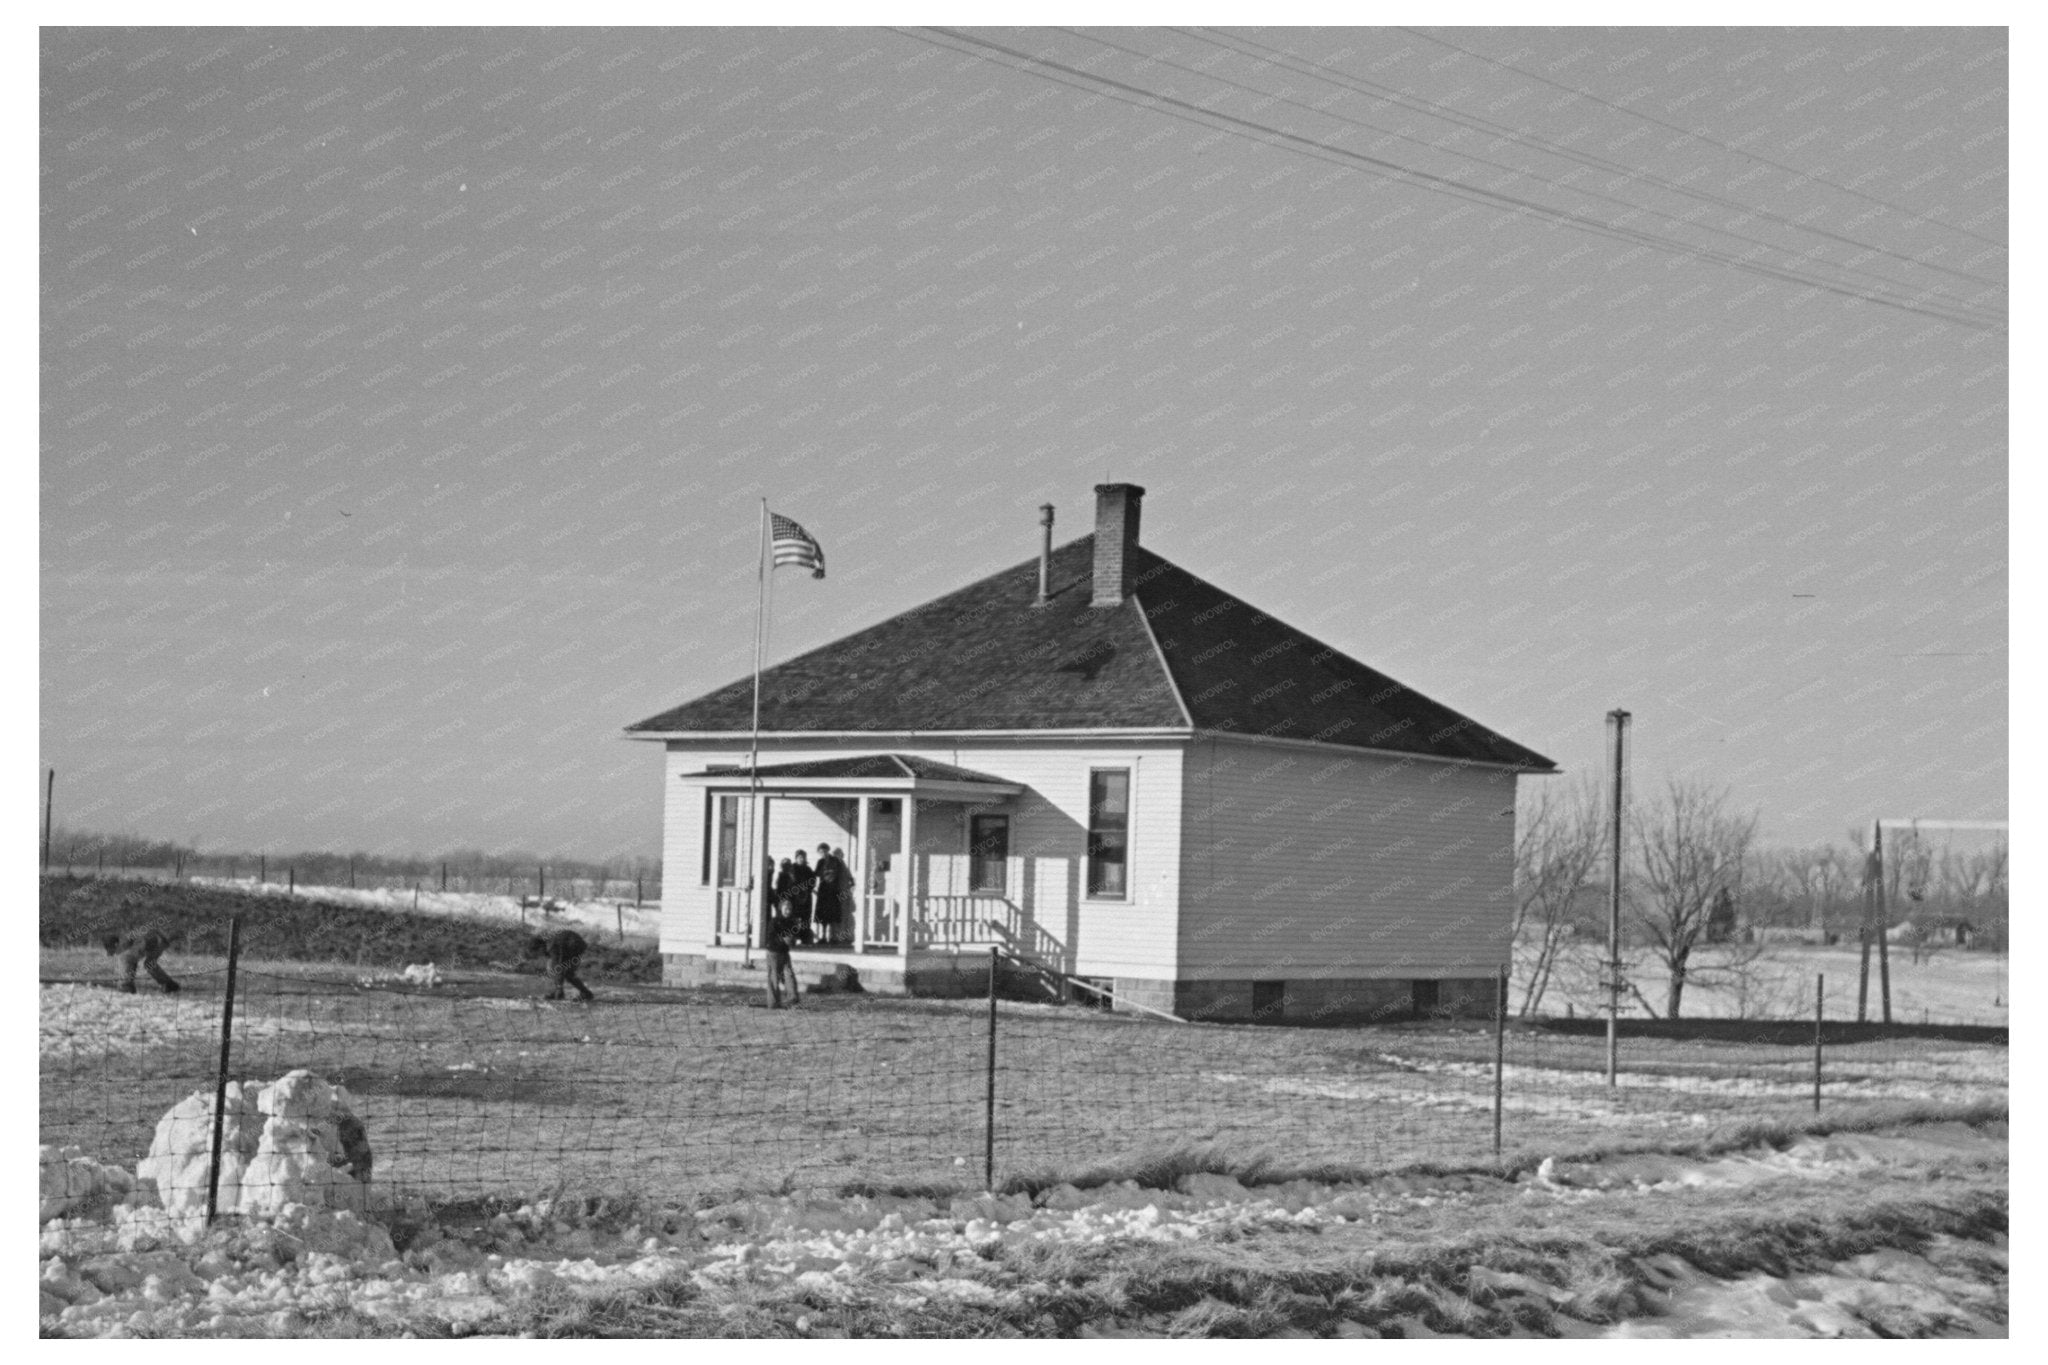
[680,754,1053,968]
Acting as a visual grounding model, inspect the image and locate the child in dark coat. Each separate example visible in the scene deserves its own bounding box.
[764,897,802,1009]
[526,928,595,1001]
[101,929,180,994]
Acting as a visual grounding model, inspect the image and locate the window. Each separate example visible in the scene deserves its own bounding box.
[1086,769,1130,898]
[968,813,1009,893]
[714,795,740,887]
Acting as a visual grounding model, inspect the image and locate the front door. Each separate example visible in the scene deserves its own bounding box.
[864,799,900,945]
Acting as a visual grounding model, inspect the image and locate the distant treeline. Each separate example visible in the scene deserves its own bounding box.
[40,826,661,900]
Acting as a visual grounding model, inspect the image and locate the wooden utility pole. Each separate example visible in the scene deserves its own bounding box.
[1858,842,1874,1022]
[1873,820,1892,1024]
[1605,709,1629,1087]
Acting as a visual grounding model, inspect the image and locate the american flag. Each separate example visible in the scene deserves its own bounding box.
[769,511,826,579]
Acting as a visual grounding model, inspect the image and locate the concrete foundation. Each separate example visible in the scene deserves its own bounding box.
[665,953,1497,1022]
[1115,975,1498,1023]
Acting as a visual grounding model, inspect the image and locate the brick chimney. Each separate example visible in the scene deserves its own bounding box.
[1091,483,1145,608]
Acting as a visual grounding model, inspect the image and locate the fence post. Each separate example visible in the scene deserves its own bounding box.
[206,915,243,1227]
[288,866,295,895]
[617,903,625,943]
[637,873,644,907]
[983,945,999,1186]
[1813,973,1824,1114]
[259,854,266,885]
[1493,964,1507,1160]
[42,768,54,872]
[539,864,546,902]
[441,862,448,893]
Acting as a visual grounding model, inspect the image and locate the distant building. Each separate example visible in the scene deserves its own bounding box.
[627,484,1556,1022]
[1888,916,1978,949]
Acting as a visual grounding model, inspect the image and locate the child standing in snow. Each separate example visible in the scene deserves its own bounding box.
[764,897,802,1009]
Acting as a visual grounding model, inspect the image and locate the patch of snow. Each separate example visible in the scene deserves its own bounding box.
[39,985,346,1062]
[188,877,660,944]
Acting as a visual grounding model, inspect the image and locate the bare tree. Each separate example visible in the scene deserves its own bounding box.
[1630,779,1761,1019]
[1511,775,1607,1018]
[1769,843,1858,939]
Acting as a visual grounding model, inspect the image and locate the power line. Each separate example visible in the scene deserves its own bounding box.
[906,28,2002,332]
[1395,26,2008,254]
[1072,27,2002,326]
[1186,26,2005,301]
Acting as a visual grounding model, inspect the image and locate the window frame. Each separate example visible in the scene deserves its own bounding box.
[710,792,741,889]
[1084,767,1132,901]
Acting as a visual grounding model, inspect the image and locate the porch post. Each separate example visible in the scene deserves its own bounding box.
[900,795,917,962]
[854,795,871,954]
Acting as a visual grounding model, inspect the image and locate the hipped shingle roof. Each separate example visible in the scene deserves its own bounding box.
[627,536,1554,771]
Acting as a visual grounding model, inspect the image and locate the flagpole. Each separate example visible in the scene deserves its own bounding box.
[747,497,768,966]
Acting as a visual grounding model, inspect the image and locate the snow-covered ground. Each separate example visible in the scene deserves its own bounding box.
[40,985,352,1062]
[38,1123,2006,1337]
[1525,942,2007,1025]
[189,877,660,944]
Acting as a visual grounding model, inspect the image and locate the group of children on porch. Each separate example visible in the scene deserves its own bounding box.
[767,843,856,947]
[762,842,858,1009]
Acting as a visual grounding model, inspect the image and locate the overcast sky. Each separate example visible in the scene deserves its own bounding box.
[37,25,2007,860]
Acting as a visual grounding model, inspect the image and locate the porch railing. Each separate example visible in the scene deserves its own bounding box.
[908,895,1016,948]
[860,892,902,950]
[713,888,753,945]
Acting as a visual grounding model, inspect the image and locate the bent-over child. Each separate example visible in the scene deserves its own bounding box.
[526,928,595,1002]
[102,929,180,994]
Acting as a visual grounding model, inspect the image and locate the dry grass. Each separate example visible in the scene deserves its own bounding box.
[40,923,2008,1213]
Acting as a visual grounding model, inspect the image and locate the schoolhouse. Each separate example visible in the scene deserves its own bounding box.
[626,484,1556,1021]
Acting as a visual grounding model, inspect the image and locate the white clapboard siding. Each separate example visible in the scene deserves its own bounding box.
[1176,735,1520,979]
[657,738,1183,977]
[659,747,728,954]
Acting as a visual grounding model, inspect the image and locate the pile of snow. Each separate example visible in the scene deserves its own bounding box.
[134,1071,374,1231]
[357,963,444,989]
[40,1147,135,1222]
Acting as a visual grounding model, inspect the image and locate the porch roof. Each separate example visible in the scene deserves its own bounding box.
[678,753,1024,801]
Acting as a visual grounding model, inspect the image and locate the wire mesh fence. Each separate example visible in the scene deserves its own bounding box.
[39,859,660,905]
[39,939,2007,1252]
